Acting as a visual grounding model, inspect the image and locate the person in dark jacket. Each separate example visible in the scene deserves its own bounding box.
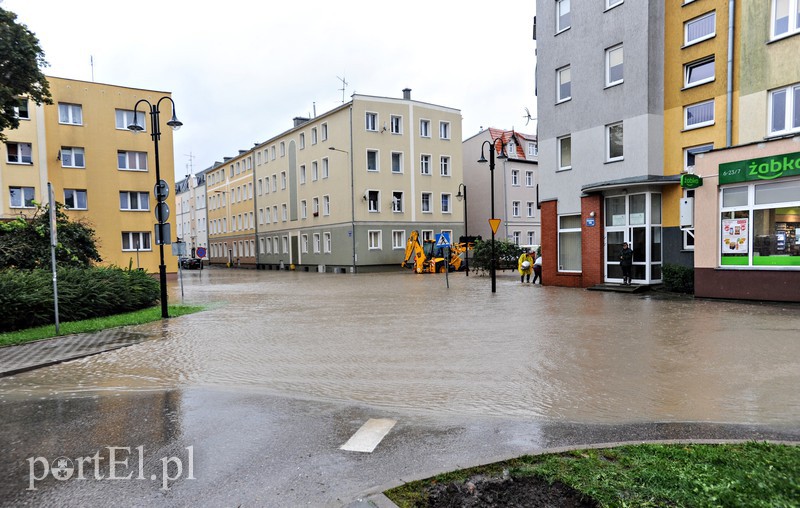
[619,242,633,285]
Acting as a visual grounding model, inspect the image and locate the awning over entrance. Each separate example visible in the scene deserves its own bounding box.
[581,175,680,194]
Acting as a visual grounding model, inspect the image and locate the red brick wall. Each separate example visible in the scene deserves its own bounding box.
[580,194,604,288]
[541,196,607,288]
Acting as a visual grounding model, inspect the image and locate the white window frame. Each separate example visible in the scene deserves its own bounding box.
[441,193,452,213]
[6,142,33,164]
[557,66,571,103]
[313,233,321,254]
[322,157,329,179]
[301,234,308,253]
[684,143,714,172]
[527,142,538,157]
[684,56,715,88]
[9,186,35,208]
[312,197,319,216]
[64,189,87,210]
[367,150,379,172]
[512,201,520,217]
[390,115,402,134]
[119,191,150,211]
[14,99,30,120]
[300,164,306,184]
[392,230,406,249]
[768,83,800,136]
[605,44,624,87]
[558,135,572,171]
[323,195,331,216]
[771,0,800,40]
[558,214,582,272]
[392,191,403,212]
[606,122,624,162]
[420,154,431,175]
[684,99,715,130]
[58,103,83,125]
[440,156,450,177]
[606,0,623,9]
[421,192,432,213]
[323,232,332,253]
[391,152,403,173]
[367,190,379,212]
[301,199,307,219]
[439,121,450,140]
[511,170,520,186]
[311,128,318,145]
[556,0,571,33]
[368,230,382,250]
[366,112,378,131]
[122,232,151,252]
[420,119,431,138]
[525,171,534,187]
[685,11,716,46]
[118,151,148,171]
[312,161,319,181]
[299,133,305,149]
[527,202,535,218]
[115,109,144,131]
[321,123,328,141]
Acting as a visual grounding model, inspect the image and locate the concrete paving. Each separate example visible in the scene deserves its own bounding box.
[1,268,799,506]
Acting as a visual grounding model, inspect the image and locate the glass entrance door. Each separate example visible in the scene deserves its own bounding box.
[604,193,662,284]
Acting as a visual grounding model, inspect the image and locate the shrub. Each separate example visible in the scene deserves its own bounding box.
[662,263,694,294]
[470,239,525,274]
[0,267,159,332]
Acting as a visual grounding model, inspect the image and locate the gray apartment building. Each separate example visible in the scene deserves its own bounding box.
[536,0,668,288]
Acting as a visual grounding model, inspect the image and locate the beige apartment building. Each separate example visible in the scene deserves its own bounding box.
[1,76,178,274]
[207,89,464,272]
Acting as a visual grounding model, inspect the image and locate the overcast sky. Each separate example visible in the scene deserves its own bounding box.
[4,0,537,181]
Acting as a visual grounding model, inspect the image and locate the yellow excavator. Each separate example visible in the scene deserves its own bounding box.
[401,230,472,273]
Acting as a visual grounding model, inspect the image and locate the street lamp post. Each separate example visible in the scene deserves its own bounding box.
[329,146,356,273]
[478,138,507,293]
[456,183,469,276]
[128,97,182,318]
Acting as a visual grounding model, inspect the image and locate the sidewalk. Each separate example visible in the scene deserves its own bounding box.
[0,328,153,377]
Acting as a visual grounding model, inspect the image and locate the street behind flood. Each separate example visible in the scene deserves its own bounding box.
[1,268,799,506]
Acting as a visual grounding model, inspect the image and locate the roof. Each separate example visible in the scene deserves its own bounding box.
[487,128,537,160]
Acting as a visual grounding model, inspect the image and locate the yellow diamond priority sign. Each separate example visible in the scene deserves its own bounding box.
[488,219,501,235]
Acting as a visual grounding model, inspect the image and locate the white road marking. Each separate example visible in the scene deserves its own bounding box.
[340,418,397,453]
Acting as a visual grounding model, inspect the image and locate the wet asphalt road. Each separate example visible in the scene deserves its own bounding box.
[1,268,799,506]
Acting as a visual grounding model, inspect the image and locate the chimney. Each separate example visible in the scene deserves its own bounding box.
[402,88,412,100]
[293,117,310,128]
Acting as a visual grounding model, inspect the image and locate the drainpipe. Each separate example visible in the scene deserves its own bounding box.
[726,0,735,147]
[349,105,357,273]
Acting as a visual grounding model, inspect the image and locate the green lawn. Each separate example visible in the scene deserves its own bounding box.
[0,305,205,347]
[385,442,800,507]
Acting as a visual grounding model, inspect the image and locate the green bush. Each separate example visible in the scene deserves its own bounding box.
[470,239,525,274]
[662,263,694,294]
[0,267,159,332]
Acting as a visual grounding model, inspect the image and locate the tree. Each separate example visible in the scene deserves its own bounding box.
[469,239,525,275]
[0,202,102,269]
[0,7,52,142]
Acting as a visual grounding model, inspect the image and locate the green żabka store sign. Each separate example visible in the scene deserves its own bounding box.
[719,150,800,184]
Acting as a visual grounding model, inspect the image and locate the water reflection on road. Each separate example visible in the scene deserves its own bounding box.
[2,268,799,425]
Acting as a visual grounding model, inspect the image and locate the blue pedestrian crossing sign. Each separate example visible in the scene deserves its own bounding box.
[435,232,451,248]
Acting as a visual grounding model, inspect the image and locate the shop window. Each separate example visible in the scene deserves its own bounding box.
[558,214,582,271]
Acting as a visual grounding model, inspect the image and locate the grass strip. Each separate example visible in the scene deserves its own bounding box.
[385,441,800,507]
[0,305,205,347]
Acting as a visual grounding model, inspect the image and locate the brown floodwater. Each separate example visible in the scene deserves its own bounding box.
[2,268,798,425]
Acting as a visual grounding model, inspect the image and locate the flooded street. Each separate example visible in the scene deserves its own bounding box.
[2,269,799,506]
[2,268,799,425]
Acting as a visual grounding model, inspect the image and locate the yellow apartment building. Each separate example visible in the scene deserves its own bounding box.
[1,76,178,274]
[206,89,464,272]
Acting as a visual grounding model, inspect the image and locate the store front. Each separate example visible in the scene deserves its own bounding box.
[693,139,800,302]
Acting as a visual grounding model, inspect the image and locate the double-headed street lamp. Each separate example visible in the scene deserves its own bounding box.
[477,138,508,293]
[128,97,182,318]
[455,183,469,276]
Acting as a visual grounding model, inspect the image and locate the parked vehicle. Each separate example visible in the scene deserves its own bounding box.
[180,257,203,270]
[401,230,472,273]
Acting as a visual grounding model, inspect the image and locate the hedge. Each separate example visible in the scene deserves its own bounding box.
[0,267,159,332]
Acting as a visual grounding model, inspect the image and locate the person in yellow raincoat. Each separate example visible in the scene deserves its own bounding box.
[518,249,534,283]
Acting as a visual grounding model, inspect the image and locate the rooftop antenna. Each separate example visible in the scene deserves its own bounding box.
[523,107,537,126]
[337,75,349,103]
[90,55,95,82]
[185,152,196,177]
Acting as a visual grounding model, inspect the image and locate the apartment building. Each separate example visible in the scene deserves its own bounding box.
[687,0,800,302]
[1,76,179,273]
[463,128,539,247]
[536,0,666,288]
[175,171,207,260]
[206,151,257,267]
[208,89,463,272]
